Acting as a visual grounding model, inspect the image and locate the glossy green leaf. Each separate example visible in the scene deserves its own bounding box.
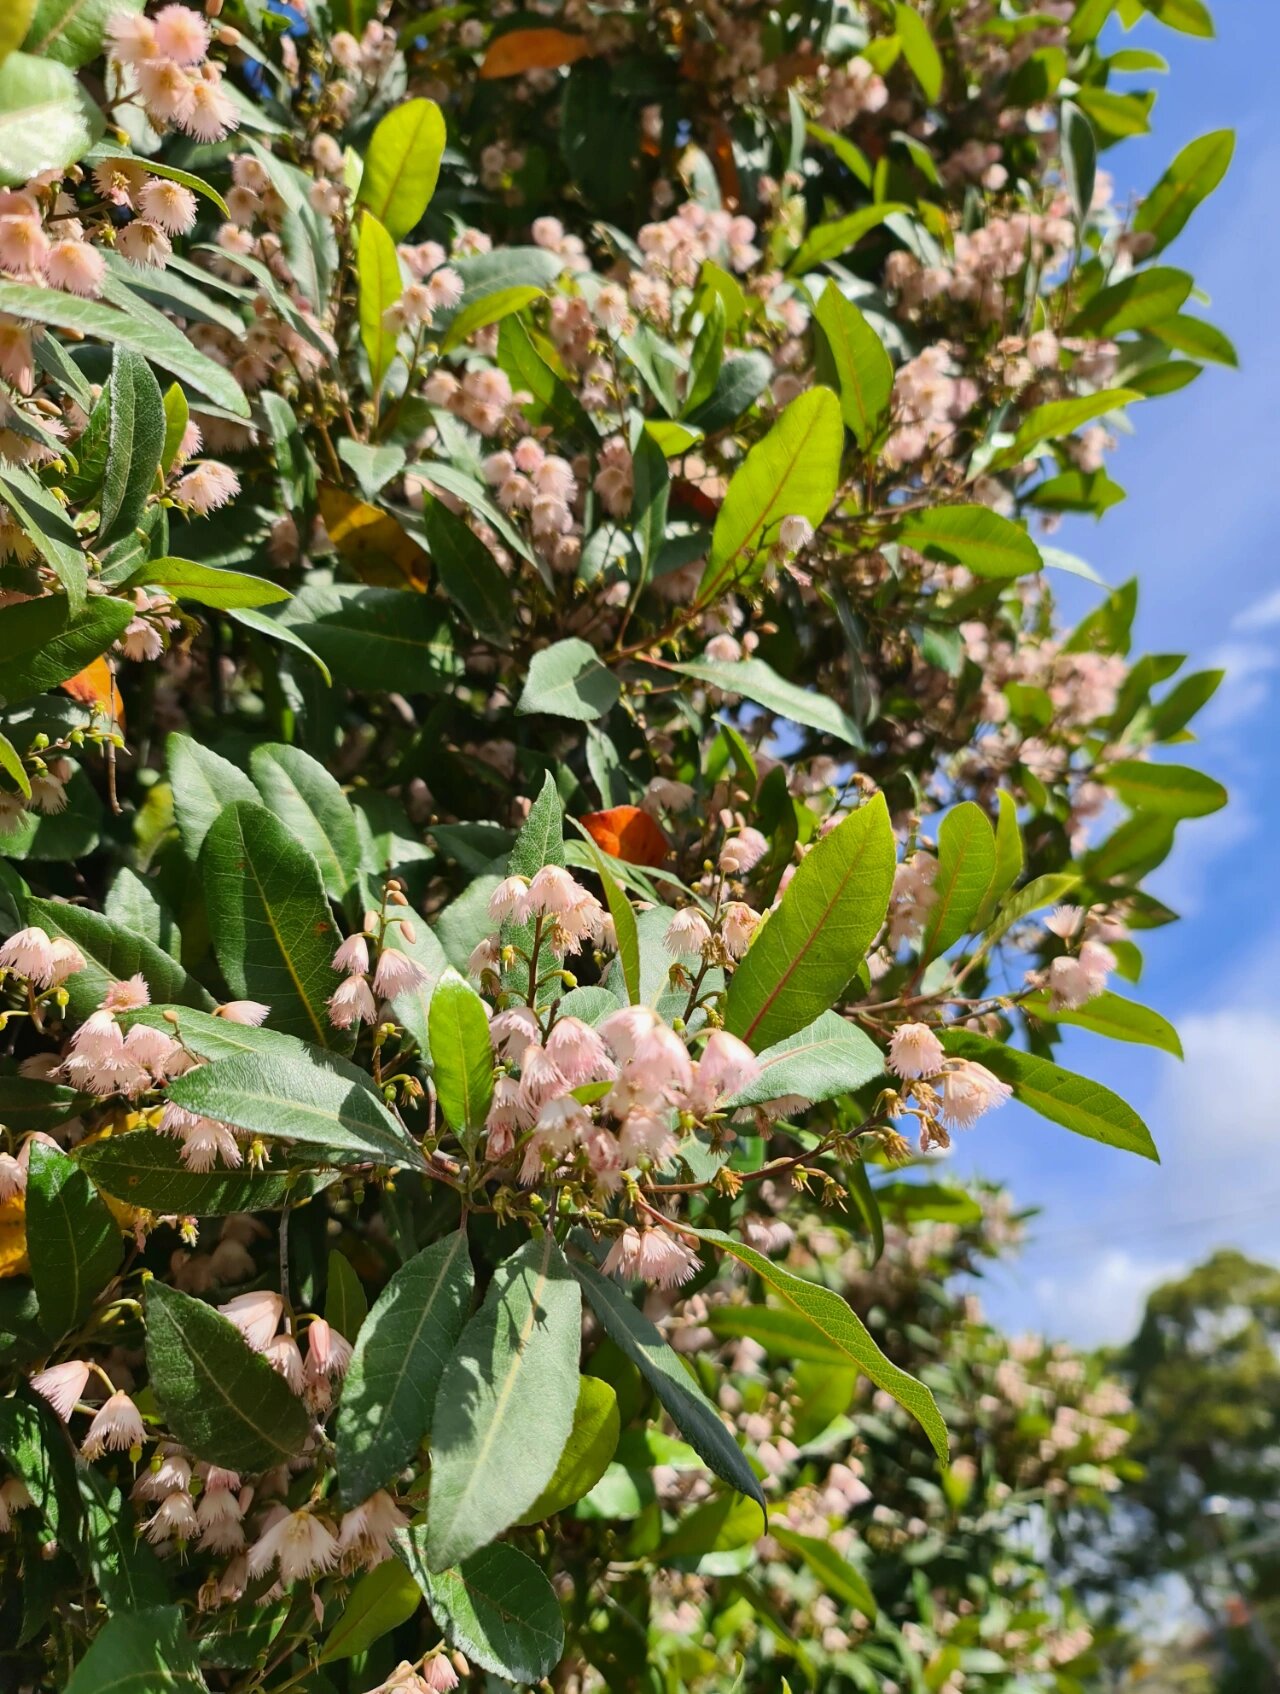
[1152,313,1238,365]
[277,581,460,694]
[144,1283,311,1471]
[418,496,513,644]
[939,1027,1159,1160]
[899,505,1043,579]
[1003,388,1142,464]
[0,283,249,417]
[357,210,402,390]
[25,897,213,1023]
[249,743,362,903]
[921,802,997,960]
[1102,758,1227,817]
[201,799,342,1046]
[325,1248,367,1342]
[427,971,494,1136]
[440,283,542,354]
[1069,265,1193,335]
[100,345,164,546]
[894,3,942,100]
[76,1466,170,1616]
[672,655,863,749]
[0,727,29,799]
[25,1143,121,1338]
[814,282,893,447]
[64,1607,204,1694]
[571,1257,767,1517]
[1060,100,1097,225]
[977,791,1024,928]
[789,203,908,275]
[335,1231,474,1508]
[693,1229,949,1460]
[426,1233,582,1570]
[23,0,140,66]
[0,1392,80,1551]
[773,1528,877,1618]
[397,1537,565,1685]
[724,793,896,1051]
[726,1011,884,1110]
[317,1558,421,1663]
[516,1376,620,1524]
[76,1131,322,1216]
[1140,0,1213,37]
[357,97,446,240]
[0,1074,92,1134]
[579,835,642,1006]
[126,556,289,610]
[0,594,133,707]
[0,52,101,185]
[167,733,258,859]
[0,463,86,609]
[700,388,844,602]
[166,1046,424,1168]
[704,1305,850,1366]
[517,637,620,721]
[1024,989,1182,1055]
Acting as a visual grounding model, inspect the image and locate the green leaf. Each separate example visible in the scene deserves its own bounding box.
[789,203,909,275]
[100,344,164,546]
[704,1305,850,1366]
[578,835,642,1006]
[975,791,1023,928]
[25,1143,121,1337]
[25,897,212,1023]
[921,802,997,960]
[23,0,140,66]
[381,917,449,1063]
[630,425,670,575]
[497,313,595,441]
[76,1131,323,1216]
[1069,266,1193,335]
[517,1375,620,1524]
[335,1231,474,1508]
[517,637,620,721]
[0,1074,92,1134]
[127,556,289,610]
[0,1391,80,1550]
[683,293,726,418]
[166,1046,424,1169]
[0,283,249,417]
[726,1011,884,1110]
[419,496,513,644]
[699,388,844,602]
[1002,388,1142,464]
[1060,100,1097,225]
[898,505,1043,579]
[874,1180,984,1225]
[425,1233,582,1570]
[317,1558,421,1664]
[724,794,896,1051]
[773,1527,877,1617]
[397,1538,565,1685]
[0,51,101,185]
[97,151,229,216]
[1102,759,1227,817]
[357,97,446,240]
[144,1282,311,1471]
[894,2,942,100]
[64,1606,205,1694]
[1152,313,1238,366]
[984,872,1080,949]
[693,1229,949,1460]
[357,210,402,391]
[0,593,133,706]
[201,799,342,1046]
[249,743,361,903]
[1140,0,1213,36]
[0,462,86,609]
[1024,989,1182,1055]
[671,654,864,749]
[277,581,460,694]
[571,1256,767,1516]
[325,1248,367,1342]
[685,350,774,433]
[427,971,494,1137]
[77,1465,170,1616]
[440,283,543,354]
[507,772,567,881]
[0,729,29,801]
[661,1491,763,1558]
[813,282,893,448]
[939,1027,1159,1160]
[167,732,258,859]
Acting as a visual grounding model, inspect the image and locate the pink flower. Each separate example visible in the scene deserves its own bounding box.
[81,1391,145,1459]
[422,1656,460,1692]
[888,1022,945,1081]
[216,999,270,1025]
[0,1153,24,1202]
[332,934,370,975]
[491,1005,540,1062]
[487,875,529,923]
[0,926,57,987]
[720,902,760,960]
[778,513,815,551]
[371,948,429,1000]
[177,1118,242,1171]
[719,828,768,874]
[219,1290,283,1351]
[152,4,210,64]
[1044,905,1084,940]
[138,177,198,235]
[689,1030,760,1113]
[248,1507,340,1584]
[617,1109,676,1167]
[0,318,34,393]
[144,1490,199,1543]
[522,865,583,922]
[173,460,239,514]
[545,1016,613,1085]
[106,10,159,64]
[0,213,49,273]
[182,73,239,143]
[137,57,196,125]
[938,1060,1012,1129]
[264,1334,304,1392]
[328,974,377,1029]
[0,1476,33,1532]
[601,1225,700,1289]
[664,908,712,958]
[117,219,173,269]
[337,1489,408,1565]
[31,1360,91,1421]
[516,1044,569,1121]
[104,973,150,1012]
[304,1318,353,1382]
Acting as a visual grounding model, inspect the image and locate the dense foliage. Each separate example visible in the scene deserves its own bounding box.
[0,0,1236,1686]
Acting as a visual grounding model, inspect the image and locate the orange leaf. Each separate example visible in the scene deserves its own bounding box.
[61,657,124,725]
[580,805,669,868]
[480,28,592,79]
[317,484,429,591]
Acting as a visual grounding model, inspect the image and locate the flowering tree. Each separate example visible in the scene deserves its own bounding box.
[0,0,1234,1686]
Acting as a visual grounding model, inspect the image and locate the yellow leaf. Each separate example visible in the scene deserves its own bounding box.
[0,1193,29,1278]
[316,484,429,590]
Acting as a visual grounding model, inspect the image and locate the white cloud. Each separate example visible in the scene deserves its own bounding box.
[1199,641,1276,730]
[1029,1248,1184,1345]
[1231,587,1280,632]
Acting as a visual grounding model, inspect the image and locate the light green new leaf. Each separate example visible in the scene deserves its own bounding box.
[789,202,908,275]
[1102,759,1226,817]
[693,1228,949,1460]
[0,731,29,797]
[672,655,863,750]
[983,871,1080,950]
[773,1528,878,1618]
[440,283,542,354]
[1002,388,1142,465]
[167,1047,424,1168]
[894,3,943,100]
[0,52,101,185]
[700,388,843,602]
[427,971,494,1136]
[25,1143,121,1338]
[426,1233,581,1570]
[571,1257,767,1517]
[0,594,132,706]
[0,283,249,416]
[357,97,446,240]
[144,1283,311,1471]
[975,790,1023,928]
[899,505,1043,579]
[357,210,403,391]
[516,1376,620,1523]
[397,1538,565,1685]
[1024,990,1182,1056]
[250,743,362,903]
[939,1027,1159,1160]
[1140,0,1213,37]
[705,1305,850,1366]
[2,0,35,63]
[724,793,896,1051]
[64,1607,204,1694]
[921,801,997,960]
[335,1231,474,1508]
[128,556,290,610]
[517,637,620,721]
[317,1559,421,1664]
[726,1010,884,1110]
[1069,266,1193,335]
[100,344,164,545]
[201,799,343,1046]
[814,282,893,448]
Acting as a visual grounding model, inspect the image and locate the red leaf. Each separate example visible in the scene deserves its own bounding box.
[580,806,669,868]
[480,28,592,79]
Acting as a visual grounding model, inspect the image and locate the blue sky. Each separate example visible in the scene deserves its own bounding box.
[947,0,1280,1345]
